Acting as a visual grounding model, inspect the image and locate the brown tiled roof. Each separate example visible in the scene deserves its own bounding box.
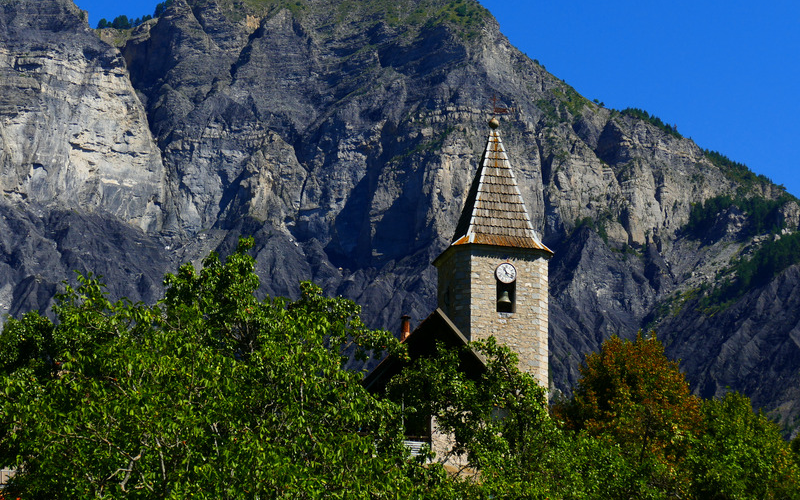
[451,124,552,253]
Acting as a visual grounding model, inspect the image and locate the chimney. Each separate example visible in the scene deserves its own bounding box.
[400,314,411,341]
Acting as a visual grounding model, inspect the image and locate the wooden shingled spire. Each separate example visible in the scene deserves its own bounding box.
[450,117,551,253]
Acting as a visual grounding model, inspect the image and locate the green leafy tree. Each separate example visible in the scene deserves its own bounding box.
[111,15,132,29]
[388,337,645,498]
[5,239,799,498]
[388,338,555,474]
[0,238,455,498]
[154,0,173,18]
[687,392,800,499]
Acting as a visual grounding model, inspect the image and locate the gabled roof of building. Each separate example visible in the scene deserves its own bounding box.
[450,118,552,253]
[362,308,487,394]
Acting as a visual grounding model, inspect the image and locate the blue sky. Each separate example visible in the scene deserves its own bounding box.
[479,0,800,197]
[75,0,800,196]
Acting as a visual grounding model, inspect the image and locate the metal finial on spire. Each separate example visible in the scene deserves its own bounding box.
[491,95,509,116]
[490,95,513,129]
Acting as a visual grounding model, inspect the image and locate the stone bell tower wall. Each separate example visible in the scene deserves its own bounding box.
[435,244,550,388]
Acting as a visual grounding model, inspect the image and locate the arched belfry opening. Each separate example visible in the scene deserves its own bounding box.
[496,282,515,313]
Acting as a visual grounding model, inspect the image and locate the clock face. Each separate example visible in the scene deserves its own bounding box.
[496,262,517,283]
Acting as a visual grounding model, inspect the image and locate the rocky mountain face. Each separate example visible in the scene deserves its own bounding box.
[1,0,799,434]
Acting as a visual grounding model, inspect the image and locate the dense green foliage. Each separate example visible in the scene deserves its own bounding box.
[388,338,643,498]
[154,0,174,18]
[553,334,800,499]
[704,149,773,189]
[701,231,800,311]
[96,14,153,30]
[684,191,799,312]
[621,108,682,138]
[388,332,800,498]
[685,193,789,237]
[688,392,800,498]
[728,231,800,291]
[0,239,453,498]
[2,240,798,498]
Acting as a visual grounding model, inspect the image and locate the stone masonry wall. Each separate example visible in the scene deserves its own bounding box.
[435,247,472,335]
[435,244,550,389]
[429,417,469,471]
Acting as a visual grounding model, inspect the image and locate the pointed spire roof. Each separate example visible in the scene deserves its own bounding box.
[450,118,551,253]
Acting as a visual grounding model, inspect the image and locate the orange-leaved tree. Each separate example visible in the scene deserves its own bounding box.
[555,332,702,488]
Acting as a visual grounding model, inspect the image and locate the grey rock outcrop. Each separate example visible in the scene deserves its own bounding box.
[662,264,800,430]
[0,0,165,231]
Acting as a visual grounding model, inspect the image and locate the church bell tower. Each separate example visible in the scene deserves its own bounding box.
[433,117,553,387]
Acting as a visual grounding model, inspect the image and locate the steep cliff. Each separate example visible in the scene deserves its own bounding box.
[1,0,799,434]
[0,0,165,231]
